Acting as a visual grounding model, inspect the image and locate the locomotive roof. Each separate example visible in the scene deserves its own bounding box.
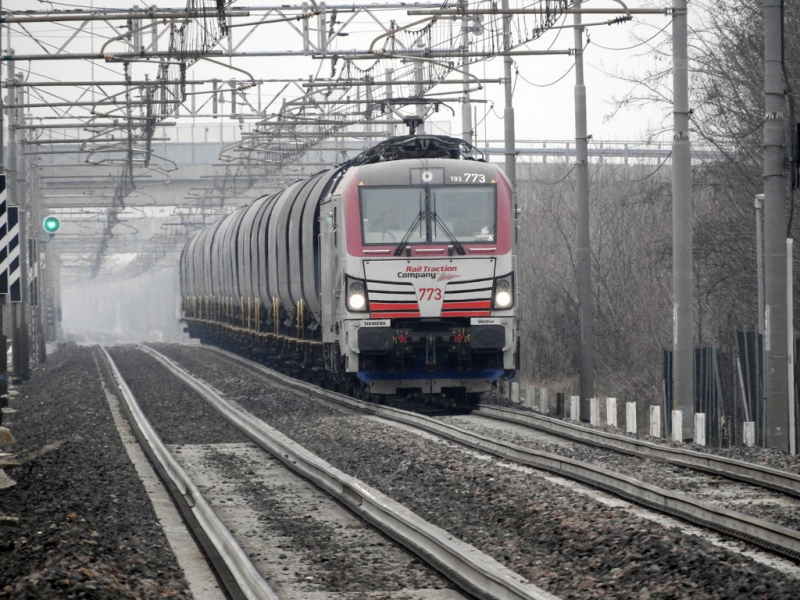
[350,156,501,187]
[337,134,504,187]
[347,134,483,165]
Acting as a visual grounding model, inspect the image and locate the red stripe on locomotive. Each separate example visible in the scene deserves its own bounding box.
[369,302,420,311]
[441,300,492,310]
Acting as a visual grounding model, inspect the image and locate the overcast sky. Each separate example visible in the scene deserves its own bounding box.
[3,1,677,145]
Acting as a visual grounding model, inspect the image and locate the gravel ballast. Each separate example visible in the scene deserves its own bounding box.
[152,342,800,600]
[3,343,800,600]
[105,346,458,598]
[0,345,192,599]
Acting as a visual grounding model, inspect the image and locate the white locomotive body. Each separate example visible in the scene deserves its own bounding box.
[180,135,518,404]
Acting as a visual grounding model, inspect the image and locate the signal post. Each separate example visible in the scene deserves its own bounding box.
[39,215,60,359]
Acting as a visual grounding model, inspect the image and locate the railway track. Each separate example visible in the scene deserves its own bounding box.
[163,343,800,564]
[471,404,800,498]
[98,345,557,600]
[97,347,276,600]
[441,408,800,557]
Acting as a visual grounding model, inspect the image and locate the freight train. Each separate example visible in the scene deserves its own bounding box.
[180,134,518,405]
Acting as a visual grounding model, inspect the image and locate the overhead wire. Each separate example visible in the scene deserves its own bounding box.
[608,148,673,182]
[590,18,673,52]
[531,162,576,185]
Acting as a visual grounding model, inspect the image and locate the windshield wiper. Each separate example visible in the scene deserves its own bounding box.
[432,213,466,255]
[393,212,423,256]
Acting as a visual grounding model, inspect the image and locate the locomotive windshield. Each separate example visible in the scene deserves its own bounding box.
[431,187,496,243]
[361,188,425,244]
[360,185,496,245]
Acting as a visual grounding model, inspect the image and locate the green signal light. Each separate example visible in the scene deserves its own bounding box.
[43,215,60,233]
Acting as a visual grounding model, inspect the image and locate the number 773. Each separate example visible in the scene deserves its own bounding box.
[418,288,443,301]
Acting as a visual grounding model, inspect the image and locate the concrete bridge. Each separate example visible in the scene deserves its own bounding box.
[22,126,716,348]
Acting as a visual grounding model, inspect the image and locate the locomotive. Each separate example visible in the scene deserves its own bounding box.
[180,134,518,404]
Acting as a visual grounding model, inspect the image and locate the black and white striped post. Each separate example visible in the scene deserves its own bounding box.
[0,176,7,415]
[0,181,7,296]
[6,57,30,380]
[6,207,20,304]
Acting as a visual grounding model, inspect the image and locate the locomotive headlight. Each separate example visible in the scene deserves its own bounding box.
[347,277,369,312]
[493,275,514,309]
[349,292,366,310]
[495,290,512,307]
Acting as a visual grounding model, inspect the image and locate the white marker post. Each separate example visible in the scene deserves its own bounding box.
[671,410,683,442]
[650,406,662,438]
[590,398,600,426]
[743,422,756,447]
[626,402,637,434]
[606,397,617,428]
[570,395,580,421]
[539,388,548,414]
[694,413,706,446]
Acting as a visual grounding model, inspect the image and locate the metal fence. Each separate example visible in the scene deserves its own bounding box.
[661,333,786,449]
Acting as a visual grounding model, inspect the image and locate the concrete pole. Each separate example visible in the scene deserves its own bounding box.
[755,193,766,442]
[385,68,395,138]
[414,57,426,135]
[501,0,516,188]
[460,0,473,150]
[574,3,594,421]
[0,0,3,173]
[763,0,789,451]
[365,74,374,135]
[788,238,796,455]
[0,0,7,413]
[15,74,29,378]
[30,154,45,363]
[671,0,693,440]
[6,55,22,381]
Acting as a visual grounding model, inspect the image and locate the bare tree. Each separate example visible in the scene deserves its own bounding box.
[516,157,674,402]
[608,2,800,344]
[514,3,800,407]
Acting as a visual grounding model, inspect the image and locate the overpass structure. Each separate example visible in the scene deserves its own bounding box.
[22,128,720,350]
[36,126,726,281]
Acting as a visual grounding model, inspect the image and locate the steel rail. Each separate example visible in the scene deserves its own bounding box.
[472,404,800,497]
[96,346,280,600]
[137,345,558,600]
[198,346,800,562]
